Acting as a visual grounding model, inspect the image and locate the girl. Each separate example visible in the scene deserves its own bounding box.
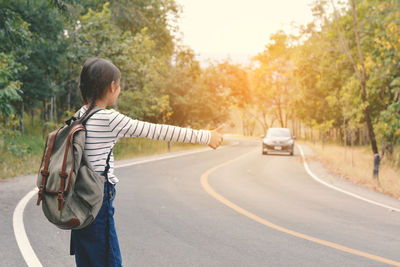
[70,57,223,267]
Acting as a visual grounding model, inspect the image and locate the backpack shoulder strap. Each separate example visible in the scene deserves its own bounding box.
[79,106,104,125]
[66,106,105,126]
[65,110,81,126]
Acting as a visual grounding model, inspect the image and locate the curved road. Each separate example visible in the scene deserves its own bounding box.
[2,140,400,266]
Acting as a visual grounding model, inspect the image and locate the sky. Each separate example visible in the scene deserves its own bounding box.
[174,0,316,65]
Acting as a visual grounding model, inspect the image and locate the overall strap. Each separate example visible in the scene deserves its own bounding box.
[104,149,113,267]
[103,149,113,180]
[65,106,104,126]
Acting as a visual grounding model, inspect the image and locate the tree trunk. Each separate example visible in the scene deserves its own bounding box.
[277,101,284,127]
[262,111,268,133]
[351,129,354,166]
[42,100,46,138]
[67,89,71,111]
[269,117,276,130]
[284,113,288,128]
[50,96,54,122]
[242,114,246,136]
[20,101,24,135]
[343,109,347,159]
[299,121,302,139]
[291,118,295,136]
[54,96,57,122]
[351,0,379,178]
[332,0,380,178]
[31,108,34,126]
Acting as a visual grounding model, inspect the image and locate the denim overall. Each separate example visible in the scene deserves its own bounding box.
[70,151,122,266]
[70,181,122,266]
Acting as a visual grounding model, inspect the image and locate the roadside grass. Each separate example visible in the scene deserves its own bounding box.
[0,111,220,179]
[0,137,205,179]
[0,113,213,179]
[304,141,400,200]
[0,130,46,179]
[112,138,204,160]
[0,134,209,179]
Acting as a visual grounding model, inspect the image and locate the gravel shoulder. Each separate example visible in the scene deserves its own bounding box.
[299,143,400,211]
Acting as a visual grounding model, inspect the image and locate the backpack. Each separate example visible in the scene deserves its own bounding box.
[36,106,110,230]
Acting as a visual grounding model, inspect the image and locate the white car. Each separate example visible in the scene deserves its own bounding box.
[262,128,295,156]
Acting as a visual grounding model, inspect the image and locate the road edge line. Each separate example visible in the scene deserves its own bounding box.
[201,149,400,266]
[115,142,240,168]
[13,188,43,267]
[116,147,211,168]
[297,144,400,212]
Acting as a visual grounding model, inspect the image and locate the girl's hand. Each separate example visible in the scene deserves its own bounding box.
[209,125,224,149]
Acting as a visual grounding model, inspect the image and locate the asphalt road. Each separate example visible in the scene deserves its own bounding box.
[2,140,400,266]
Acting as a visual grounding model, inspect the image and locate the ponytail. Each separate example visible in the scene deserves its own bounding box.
[78,57,120,118]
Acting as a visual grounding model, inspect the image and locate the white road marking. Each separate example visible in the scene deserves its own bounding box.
[116,147,210,168]
[297,144,400,212]
[13,188,43,267]
[12,146,224,266]
[115,142,240,168]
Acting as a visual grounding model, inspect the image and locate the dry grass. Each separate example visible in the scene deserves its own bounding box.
[305,142,400,200]
[0,138,216,179]
[113,138,205,160]
[0,153,43,180]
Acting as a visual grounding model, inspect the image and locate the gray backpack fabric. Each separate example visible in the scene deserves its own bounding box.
[36,106,109,230]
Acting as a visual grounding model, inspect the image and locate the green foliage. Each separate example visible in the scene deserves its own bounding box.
[76,3,172,122]
[2,131,32,157]
[379,102,400,142]
[248,0,399,166]
[296,1,398,140]
[0,0,236,179]
[0,53,24,124]
[0,4,33,56]
[165,47,201,125]
[253,31,297,129]
[0,0,399,177]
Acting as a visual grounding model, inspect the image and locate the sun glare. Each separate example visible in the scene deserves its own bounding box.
[176,0,315,64]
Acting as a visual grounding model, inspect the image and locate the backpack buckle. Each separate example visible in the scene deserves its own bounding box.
[65,116,77,126]
[37,186,44,206]
[57,191,64,210]
[41,169,49,177]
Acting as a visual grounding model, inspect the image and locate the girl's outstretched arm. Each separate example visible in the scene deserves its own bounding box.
[107,110,223,149]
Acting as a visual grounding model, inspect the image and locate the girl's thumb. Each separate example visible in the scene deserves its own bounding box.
[214,124,224,133]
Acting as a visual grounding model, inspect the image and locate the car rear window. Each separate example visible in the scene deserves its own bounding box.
[267,128,291,137]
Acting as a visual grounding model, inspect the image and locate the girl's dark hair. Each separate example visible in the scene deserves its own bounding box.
[79,57,121,116]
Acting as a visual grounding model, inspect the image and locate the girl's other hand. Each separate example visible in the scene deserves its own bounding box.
[209,125,224,149]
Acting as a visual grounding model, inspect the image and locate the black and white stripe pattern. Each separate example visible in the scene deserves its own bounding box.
[78,105,211,184]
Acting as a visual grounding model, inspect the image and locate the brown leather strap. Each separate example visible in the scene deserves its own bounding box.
[37,134,51,206]
[60,124,85,177]
[43,190,58,194]
[57,124,85,210]
[56,217,80,230]
[43,128,62,173]
[37,134,49,175]
[37,127,62,205]
[66,125,86,193]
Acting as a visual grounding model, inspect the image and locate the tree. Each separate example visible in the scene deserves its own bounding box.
[253,32,296,131]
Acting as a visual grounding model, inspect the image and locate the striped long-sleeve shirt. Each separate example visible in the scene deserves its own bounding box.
[77,105,211,184]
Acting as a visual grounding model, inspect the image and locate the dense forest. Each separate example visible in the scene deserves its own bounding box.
[249,0,400,173]
[0,0,399,176]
